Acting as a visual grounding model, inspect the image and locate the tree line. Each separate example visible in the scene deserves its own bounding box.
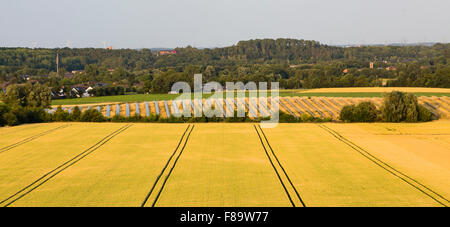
[339,91,433,123]
[0,39,449,97]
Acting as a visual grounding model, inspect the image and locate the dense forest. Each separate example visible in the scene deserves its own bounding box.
[1,39,449,96]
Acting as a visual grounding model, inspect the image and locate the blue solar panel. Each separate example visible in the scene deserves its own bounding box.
[164,101,170,117]
[106,105,111,117]
[259,97,271,116]
[182,100,187,112]
[250,98,259,115]
[226,99,234,113]
[135,103,140,115]
[215,99,224,117]
[243,98,257,118]
[154,101,160,115]
[145,102,150,117]
[194,99,202,116]
[172,101,179,114]
[206,99,212,109]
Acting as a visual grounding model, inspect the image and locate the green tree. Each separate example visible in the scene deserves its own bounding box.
[80,109,106,122]
[0,103,10,126]
[71,106,82,121]
[54,106,70,122]
[381,91,432,122]
[353,102,378,122]
[339,105,356,122]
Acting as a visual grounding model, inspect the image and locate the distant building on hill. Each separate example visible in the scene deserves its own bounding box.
[71,70,85,74]
[157,50,177,56]
[64,73,74,79]
[386,66,397,71]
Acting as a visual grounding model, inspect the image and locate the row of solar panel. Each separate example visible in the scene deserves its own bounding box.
[46,96,450,119]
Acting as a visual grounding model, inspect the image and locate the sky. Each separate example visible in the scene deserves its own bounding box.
[1,0,449,48]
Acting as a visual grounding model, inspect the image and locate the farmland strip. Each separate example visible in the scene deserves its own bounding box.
[258,125,306,207]
[140,125,190,207]
[141,125,194,207]
[150,125,195,207]
[0,124,132,207]
[0,124,71,154]
[253,125,304,207]
[318,124,449,207]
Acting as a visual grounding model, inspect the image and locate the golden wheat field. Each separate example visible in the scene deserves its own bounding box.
[0,121,449,207]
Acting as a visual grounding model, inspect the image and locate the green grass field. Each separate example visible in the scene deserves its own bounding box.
[0,122,448,207]
[51,91,450,106]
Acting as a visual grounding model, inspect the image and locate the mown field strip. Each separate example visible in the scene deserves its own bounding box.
[0,124,132,207]
[141,125,194,207]
[0,124,71,154]
[317,124,450,207]
[254,125,306,207]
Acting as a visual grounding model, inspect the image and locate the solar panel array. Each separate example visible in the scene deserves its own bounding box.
[50,96,450,120]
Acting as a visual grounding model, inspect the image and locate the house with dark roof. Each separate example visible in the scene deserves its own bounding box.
[64,73,75,79]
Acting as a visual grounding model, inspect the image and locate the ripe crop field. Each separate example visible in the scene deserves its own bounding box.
[0,122,448,207]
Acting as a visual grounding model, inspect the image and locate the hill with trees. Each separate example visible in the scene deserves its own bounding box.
[0,39,449,97]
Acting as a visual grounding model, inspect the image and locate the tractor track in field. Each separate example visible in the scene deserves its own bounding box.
[141,124,195,207]
[0,124,132,207]
[254,125,306,207]
[0,124,71,154]
[318,124,450,207]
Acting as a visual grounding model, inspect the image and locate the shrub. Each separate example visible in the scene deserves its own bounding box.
[340,102,378,122]
[3,111,19,126]
[353,102,378,122]
[0,103,10,126]
[381,91,433,122]
[70,106,82,121]
[80,109,106,122]
[418,105,433,122]
[24,107,48,123]
[54,106,70,122]
[300,113,314,122]
[279,111,299,123]
[339,105,356,122]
